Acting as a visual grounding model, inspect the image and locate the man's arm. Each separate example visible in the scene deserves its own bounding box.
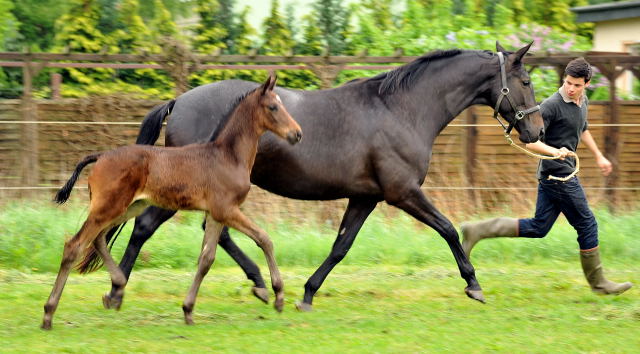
[525,141,570,159]
[581,129,612,176]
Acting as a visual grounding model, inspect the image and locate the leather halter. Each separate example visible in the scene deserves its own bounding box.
[492,52,540,135]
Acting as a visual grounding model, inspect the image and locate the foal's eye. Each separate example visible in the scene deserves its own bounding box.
[268,105,278,112]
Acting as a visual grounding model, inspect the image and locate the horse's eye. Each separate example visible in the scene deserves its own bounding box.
[523,80,530,86]
[268,105,278,112]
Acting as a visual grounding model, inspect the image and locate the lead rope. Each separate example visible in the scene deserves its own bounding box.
[503,133,579,182]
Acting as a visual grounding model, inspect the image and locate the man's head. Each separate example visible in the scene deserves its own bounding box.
[563,57,591,100]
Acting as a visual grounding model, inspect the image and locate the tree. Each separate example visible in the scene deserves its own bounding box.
[191,0,228,54]
[149,0,180,39]
[261,0,295,55]
[311,0,352,55]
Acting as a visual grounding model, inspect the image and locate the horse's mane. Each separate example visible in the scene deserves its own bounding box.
[208,86,260,143]
[368,49,466,97]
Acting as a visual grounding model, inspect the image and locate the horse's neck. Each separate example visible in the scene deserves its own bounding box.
[211,104,262,169]
[408,57,494,134]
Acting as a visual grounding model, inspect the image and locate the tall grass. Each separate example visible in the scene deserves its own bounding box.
[1,200,639,273]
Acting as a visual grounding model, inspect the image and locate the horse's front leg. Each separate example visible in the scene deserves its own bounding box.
[223,208,284,312]
[182,214,223,325]
[390,187,485,303]
[296,197,378,312]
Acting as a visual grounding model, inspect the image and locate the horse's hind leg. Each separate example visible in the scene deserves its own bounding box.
[390,187,485,303]
[42,218,103,330]
[93,234,128,309]
[297,197,378,311]
[99,200,151,310]
[183,214,224,325]
[217,227,269,303]
[104,206,177,308]
[223,208,284,312]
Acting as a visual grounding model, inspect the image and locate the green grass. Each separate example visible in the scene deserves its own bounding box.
[1,202,639,352]
[1,201,640,273]
[1,265,638,353]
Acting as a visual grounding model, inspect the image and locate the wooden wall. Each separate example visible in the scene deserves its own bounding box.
[1,98,638,223]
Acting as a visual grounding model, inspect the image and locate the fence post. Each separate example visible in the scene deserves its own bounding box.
[50,73,62,99]
[20,60,42,198]
[464,107,478,212]
[307,63,344,89]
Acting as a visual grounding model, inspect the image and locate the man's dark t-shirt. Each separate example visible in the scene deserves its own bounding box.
[537,91,589,179]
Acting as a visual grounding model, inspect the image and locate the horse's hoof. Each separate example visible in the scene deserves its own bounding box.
[274,298,284,313]
[102,293,123,310]
[295,301,313,312]
[41,320,52,330]
[252,287,270,304]
[184,314,194,325]
[465,287,486,303]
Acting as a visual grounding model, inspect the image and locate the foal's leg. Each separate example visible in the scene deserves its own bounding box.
[391,187,485,303]
[218,227,269,303]
[42,219,103,330]
[93,234,128,310]
[104,205,170,309]
[297,197,378,311]
[223,207,284,312]
[182,214,224,325]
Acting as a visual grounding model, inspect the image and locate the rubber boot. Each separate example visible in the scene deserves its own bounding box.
[580,248,632,295]
[460,217,518,258]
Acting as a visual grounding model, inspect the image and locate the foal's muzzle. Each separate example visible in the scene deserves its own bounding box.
[287,130,303,145]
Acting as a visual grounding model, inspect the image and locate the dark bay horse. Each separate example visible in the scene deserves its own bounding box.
[104,42,544,311]
[42,76,302,329]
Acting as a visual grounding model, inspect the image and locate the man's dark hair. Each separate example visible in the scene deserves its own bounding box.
[564,57,592,83]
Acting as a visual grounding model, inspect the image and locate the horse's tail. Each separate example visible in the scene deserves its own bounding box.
[136,99,176,145]
[75,223,128,274]
[54,153,101,204]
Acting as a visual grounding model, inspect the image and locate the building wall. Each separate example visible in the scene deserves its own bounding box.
[593,18,640,94]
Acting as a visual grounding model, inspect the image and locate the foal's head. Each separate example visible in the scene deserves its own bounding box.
[254,75,302,145]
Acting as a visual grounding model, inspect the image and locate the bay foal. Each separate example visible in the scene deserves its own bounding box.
[42,76,302,330]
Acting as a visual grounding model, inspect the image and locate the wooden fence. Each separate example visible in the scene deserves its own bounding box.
[1,98,638,223]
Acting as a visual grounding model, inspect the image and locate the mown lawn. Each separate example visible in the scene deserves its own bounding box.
[1,264,638,353]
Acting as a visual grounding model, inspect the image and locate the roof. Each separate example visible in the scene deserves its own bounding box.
[571,0,640,22]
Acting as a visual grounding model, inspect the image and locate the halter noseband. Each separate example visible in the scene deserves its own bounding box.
[492,52,540,135]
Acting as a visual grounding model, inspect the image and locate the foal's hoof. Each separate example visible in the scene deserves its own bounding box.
[102,293,123,310]
[252,287,270,304]
[274,298,284,313]
[295,301,313,312]
[184,314,195,326]
[464,287,486,303]
[41,320,52,330]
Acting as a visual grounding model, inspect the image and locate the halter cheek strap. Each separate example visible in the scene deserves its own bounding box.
[492,52,540,135]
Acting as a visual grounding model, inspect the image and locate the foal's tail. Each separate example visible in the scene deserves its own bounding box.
[136,99,176,145]
[54,153,101,204]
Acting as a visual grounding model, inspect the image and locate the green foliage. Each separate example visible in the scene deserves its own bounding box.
[311,0,353,55]
[9,0,71,51]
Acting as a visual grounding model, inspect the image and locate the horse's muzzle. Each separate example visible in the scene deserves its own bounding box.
[287,130,303,145]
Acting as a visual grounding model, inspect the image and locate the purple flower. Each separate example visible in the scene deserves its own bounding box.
[446,32,456,42]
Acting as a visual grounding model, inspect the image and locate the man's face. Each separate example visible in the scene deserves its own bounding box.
[563,75,589,99]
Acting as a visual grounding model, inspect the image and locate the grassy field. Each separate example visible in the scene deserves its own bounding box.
[1,202,639,352]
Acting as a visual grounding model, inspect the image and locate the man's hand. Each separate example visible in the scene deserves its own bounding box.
[554,147,571,160]
[596,155,613,176]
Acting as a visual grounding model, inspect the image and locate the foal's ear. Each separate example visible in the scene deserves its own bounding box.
[268,75,278,91]
[512,42,533,65]
[261,75,274,95]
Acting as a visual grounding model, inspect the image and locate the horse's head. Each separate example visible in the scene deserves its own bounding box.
[493,41,544,143]
[257,75,302,145]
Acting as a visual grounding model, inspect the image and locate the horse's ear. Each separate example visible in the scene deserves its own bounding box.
[268,74,278,91]
[261,75,274,95]
[496,41,508,54]
[512,42,533,65]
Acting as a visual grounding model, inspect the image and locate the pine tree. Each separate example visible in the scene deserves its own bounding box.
[311,0,352,55]
[150,0,179,39]
[191,0,228,54]
[261,0,295,55]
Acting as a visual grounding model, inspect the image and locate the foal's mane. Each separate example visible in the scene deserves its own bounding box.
[207,86,260,143]
[368,49,488,97]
